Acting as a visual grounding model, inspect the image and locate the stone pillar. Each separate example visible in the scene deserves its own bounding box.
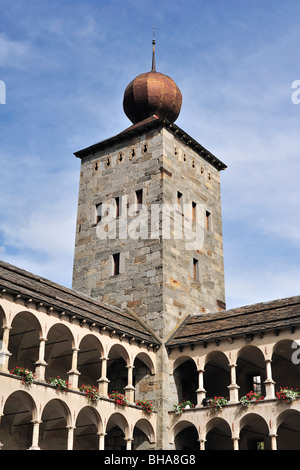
[124,365,135,403]
[67,426,75,450]
[34,337,47,382]
[0,326,11,372]
[125,438,134,450]
[264,359,275,399]
[198,439,206,450]
[98,357,110,396]
[232,437,239,450]
[29,420,41,450]
[98,432,106,450]
[270,433,277,450]
[67,348,80,389]
[228,363,240,403]
[196,369,206,407]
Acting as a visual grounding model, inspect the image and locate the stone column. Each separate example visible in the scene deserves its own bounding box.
[0,326,11,372]
[67,426,75,450]
[124,365,135,403]
[270,433,277,450]
[228,363,240,403]
[198,439,206,450]
[98,357,110,396]
[196,369,206,407]
[232,437,239,450]
[264,359,275,399]
[125,438,134,450]
[67,348,80,389]
[29,420,41,450]
[98,432,106,450]
[34,337,47,382]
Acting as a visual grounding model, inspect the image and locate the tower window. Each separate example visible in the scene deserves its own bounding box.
[96,203,102,224]
[177,191,183,212]
[135,189,143,210]
[115,197,120,218]
[206,211,211,230]
[192,201,197,222]
[193,258,199,281]
[112,253,120,276]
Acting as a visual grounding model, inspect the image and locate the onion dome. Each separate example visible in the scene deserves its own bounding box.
[123,32,182,125]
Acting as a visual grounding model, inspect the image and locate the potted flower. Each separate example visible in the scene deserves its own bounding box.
[135,399,155,414]
[276,387,299,403]
[10,366,36,384]
[108,391,128,407]
[48,376,71,392]
[80,384,101,402]
[173,400,195,415]
[209,396,229,411]
[240,391,265,407]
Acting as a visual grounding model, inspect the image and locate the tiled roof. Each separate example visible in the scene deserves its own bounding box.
[0,260,160,348]
[166,295,300,347]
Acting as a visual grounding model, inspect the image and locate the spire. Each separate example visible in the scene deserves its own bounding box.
[151,26,156,72]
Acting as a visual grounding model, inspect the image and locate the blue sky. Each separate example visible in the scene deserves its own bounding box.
[0,0,299,310]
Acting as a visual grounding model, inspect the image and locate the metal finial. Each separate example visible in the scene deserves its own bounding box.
[152,26,156,72]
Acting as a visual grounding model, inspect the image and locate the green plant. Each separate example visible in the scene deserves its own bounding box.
[276,387,299,403]
[135,399,155,414]
[48,376,71,392]
[10,366,36,384]
[209,396,229,410]
[108,391,128,406]
[80,384,101,402]
[240,391,264,407]
[173,400,195,415]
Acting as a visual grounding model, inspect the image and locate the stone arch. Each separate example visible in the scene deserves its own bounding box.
[8,310,42,371]
[172,420,199,450]
[0,390,37,450]
[205,416,232,450]
[239,412,271,450]
[45,323,74,382]
[203,350,230,400]
[133,352,155,403]
[236,345,266,398]
[276,409,300,450]
[78,334,104,388]
[271,339,300,391]
[132,418,155,450]
[107,343,130,395]
[105,412,130,450]
[74,405,103,450]
[173,356,198,405]
[39,398,71,450]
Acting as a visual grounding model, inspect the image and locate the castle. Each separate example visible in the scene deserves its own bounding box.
[0,39,300,451]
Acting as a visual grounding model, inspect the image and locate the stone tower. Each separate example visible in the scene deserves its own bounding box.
[72,38,227,448]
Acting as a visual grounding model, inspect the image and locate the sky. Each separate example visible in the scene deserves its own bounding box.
[0,0,299,311]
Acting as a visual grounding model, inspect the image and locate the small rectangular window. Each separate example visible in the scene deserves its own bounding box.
[96,203,102,224]
[206,210,211,230]
[177,191,183,212]
[135,189,143,210]
[115,197,120,218]
[113,253,120,276]
[192,201,196,222]
[193,258,199,281]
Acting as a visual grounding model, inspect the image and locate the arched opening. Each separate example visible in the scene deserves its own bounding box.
[239,413,271,450]
[205,417,232,450]
[173,357,197,405]
[173,421,199,450]
[133,352,155,403]
[277,409,300,450]
[107,344,129,396]
[105,413,129,450]
[236,345,266,398]
[39,399,70,450]
[272,340,300,391]
[74,406,102,450]
[132,418,155,450]
[0,391,36,450]
[8,311,41,372]
[204,351,230,400]
[45,324,74,382]
[77,335,103,388]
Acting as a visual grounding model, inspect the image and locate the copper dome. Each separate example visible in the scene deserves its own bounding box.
[123,71,182,125]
